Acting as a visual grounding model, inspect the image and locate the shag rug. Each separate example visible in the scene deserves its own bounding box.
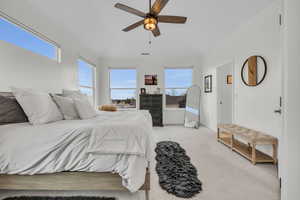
[2,197,115,200]
[155,141,202,198]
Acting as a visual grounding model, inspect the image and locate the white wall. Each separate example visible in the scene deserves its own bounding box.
[97,56,201,125]
[200,68,217,130]
[282,0,300,199]
[0,7,98,94]
[0,40,78,93]
[200,1,282,156]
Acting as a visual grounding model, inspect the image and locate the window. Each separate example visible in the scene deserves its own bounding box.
[0,14,59,61]
[165,68,193,108]
[110,69,137,109]
[78,59,95,104]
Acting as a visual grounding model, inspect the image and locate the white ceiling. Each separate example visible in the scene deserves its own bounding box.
[0,0,275,60]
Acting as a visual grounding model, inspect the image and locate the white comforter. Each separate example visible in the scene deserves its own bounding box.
[0,110,153,192]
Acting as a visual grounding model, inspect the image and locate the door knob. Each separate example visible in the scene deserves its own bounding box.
[274,109,282,114]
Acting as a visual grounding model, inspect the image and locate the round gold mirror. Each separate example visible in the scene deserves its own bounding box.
[241,55,267,86]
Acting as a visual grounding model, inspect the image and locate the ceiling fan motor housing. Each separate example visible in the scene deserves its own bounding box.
[144,14,158,31]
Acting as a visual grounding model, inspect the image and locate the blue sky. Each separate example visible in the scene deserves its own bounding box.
[110,69,137,89]
[78,60,93,87]
[165,69,193,88]
[110,69,136,100]
[0,18,56,59]
[165,69,193,96]
[78,60,94,96]
[0,17,193,99]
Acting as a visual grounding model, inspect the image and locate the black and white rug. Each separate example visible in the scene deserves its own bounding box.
[155,141,202,198]
[3,197,115,200]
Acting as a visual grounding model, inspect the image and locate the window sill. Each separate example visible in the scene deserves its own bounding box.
[164,108,186,111]
[117,108,137,111]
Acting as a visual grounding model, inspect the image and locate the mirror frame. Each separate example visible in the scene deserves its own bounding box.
[241,55,267,87]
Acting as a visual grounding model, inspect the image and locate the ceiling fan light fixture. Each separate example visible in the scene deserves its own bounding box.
[144,17,157,31]
[115,0,187,37]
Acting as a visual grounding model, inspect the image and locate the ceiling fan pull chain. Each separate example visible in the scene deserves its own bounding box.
[149,32,152,45]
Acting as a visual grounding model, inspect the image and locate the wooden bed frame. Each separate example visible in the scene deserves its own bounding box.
[0,170,150,199]
[0,92,150,200]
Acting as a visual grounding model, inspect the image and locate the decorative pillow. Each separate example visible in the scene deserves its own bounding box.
[73,98,97,119]
[52,95,79,120]
[99,105,117,112]
[11,87,63,125]
[0,95,28,124]
[62,89,88,100]
[62,89,94,104]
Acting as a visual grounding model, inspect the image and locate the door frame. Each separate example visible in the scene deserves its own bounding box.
[216,61,235,124]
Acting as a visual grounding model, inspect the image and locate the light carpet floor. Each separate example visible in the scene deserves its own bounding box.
[0,126,280,200]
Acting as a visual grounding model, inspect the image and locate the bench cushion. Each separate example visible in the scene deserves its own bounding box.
[218,124,277,144]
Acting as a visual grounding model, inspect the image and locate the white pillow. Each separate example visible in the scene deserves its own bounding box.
[62,89,88,100]
[11,87,63,125]
[62,89,94,108]
[73,98,97,119]
[52,95,79,120]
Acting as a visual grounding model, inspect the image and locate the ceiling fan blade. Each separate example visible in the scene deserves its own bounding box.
[151,0,169,15]
[122,20,144,32]
[152,26,161,37]
[157,15,187,24]
[115,3,146,18]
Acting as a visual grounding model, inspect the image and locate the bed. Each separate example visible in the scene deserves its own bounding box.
[0,92,152,199]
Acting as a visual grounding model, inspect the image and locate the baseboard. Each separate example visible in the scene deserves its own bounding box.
[163,124,184,126]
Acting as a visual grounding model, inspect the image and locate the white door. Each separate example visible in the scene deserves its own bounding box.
[217,63,234,124]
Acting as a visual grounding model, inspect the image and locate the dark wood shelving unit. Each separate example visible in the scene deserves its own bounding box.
[140,94,163,127]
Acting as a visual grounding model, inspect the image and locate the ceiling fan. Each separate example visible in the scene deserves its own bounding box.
[115,0,187,37]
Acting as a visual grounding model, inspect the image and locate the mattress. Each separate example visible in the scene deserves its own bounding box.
[0,110,153,192]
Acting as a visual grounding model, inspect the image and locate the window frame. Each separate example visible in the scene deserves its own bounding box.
[164,67,194,110]
[0,11,61,62]
[78,57,96,105]
[109,67,138,110]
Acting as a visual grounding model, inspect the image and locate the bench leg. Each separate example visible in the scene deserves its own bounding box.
[273,143,278,164]
[145,189,149,200]
[252,144,257,165]
[247,143,251,153]
[231,135,234,151]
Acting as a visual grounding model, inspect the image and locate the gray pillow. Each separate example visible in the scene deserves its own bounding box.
[52,95,79,120]
[0,95,28,124]
[73,98,97,119]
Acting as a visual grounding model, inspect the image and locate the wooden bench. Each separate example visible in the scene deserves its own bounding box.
[217,124,278,165]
